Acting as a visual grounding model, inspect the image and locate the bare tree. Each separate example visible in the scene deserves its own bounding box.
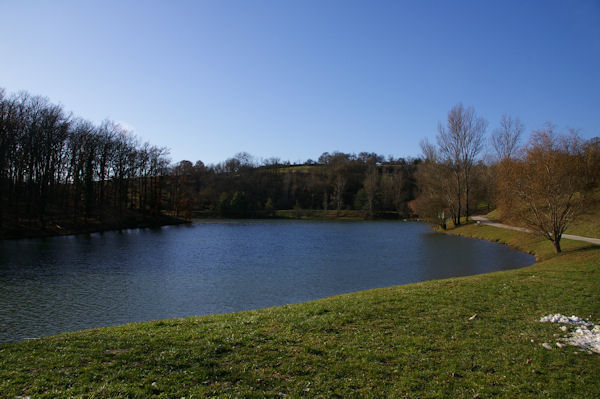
[332,174,346,215]
[578,136,600,192]
[497,126,588,253]
[492,114,524,161]
[363,165,379,216]
[436,104,487,223]
[413,140,455,227]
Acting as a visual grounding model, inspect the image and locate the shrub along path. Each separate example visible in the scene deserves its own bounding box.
[0,222,599,397]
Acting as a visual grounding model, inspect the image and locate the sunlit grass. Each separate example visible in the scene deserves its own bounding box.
[565,195,600,238]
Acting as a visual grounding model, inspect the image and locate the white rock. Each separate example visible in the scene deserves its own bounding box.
[540,313,600,354]
[566,326,600,354]
[541,342,552,350]
[539,313,592,326]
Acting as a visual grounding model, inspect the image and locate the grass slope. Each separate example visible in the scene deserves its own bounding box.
[1,224,599,397]
[565,200,600,239]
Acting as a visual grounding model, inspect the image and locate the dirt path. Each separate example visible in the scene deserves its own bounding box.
[471,216,600,246]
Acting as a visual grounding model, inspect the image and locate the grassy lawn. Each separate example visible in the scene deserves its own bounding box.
[1,224,599,397]
[565,203,600,239]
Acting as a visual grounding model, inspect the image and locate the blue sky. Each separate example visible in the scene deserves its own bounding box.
[1,0,599,164]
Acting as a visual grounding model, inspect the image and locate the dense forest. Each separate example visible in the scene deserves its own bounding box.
[0,88,419,238]
[168,152,419,219]
[1,88,599,250]
[0,89,175,238]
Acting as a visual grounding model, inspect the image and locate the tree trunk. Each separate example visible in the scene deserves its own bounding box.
[465,184,470,221]
[455,172,462,226]
[553,238,562,253]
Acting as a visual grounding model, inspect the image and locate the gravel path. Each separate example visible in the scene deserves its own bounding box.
[471,216,600,246]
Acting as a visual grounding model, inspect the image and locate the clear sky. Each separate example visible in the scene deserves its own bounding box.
[1,0,599,165]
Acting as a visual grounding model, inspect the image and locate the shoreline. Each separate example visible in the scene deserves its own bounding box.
[1,218,598,397]
[0,213,189,240]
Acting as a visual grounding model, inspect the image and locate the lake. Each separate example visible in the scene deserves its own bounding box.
[0,220,534,343]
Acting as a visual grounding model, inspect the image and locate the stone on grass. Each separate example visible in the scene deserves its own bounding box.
[539,314,592,326]
[540,313,600,354]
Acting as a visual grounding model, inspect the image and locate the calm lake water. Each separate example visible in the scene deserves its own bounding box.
[0,220,534,343]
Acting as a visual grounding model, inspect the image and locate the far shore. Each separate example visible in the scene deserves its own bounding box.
[2,209,422,240]
[0,213,189,241]
[1,210,416,240]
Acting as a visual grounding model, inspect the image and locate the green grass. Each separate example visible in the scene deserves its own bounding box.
[1,224,599,397]
[485,209,501,222]
[487,189,600,239]
[565,200,600,238]
[441,221,593,261]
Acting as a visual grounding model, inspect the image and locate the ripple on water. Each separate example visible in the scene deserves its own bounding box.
[0,221,534,342]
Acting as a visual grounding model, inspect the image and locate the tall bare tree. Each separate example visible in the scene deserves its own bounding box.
[436,104,487,223]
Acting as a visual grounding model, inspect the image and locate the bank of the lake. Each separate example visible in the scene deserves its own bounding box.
[1,222,599,397]
[0,211,188,240]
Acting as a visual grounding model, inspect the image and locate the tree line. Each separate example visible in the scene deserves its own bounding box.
[413,103,600,253]
[0,88,420,238]
[3,88,598,250]
[0,88,170,234]
[167,151,419,219]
